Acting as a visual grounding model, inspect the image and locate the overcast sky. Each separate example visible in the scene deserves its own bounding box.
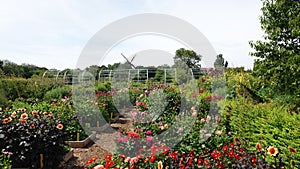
[0,0,264,70]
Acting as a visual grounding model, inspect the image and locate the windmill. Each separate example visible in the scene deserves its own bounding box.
[121,53,136,69]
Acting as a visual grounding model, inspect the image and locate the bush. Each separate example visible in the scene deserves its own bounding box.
[222,97,300,167]
[225,69,265,101]
[43,86,72,102]
[72,83,114,128]
[0,107,68,168]
[35,99,88,141]
[0,78,64,105]
[273,94,300,113]
[95,81,111,92]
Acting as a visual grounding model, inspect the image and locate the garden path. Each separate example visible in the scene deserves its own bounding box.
[63,116,132,169]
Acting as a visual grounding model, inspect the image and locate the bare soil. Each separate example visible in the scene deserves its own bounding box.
[62,117,132,169]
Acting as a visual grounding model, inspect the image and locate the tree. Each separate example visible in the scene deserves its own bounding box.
[174,48,202,69]
[107,63,121,70]
[85,65,100,76]
[249,0,300,95]
[214,54,226,68]
[173,48,202,83]
[0,60,3,70]
[20,64,42,78]
[2,60,20,77]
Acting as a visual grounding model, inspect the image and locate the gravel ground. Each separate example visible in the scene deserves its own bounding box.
[62,142,109,169]
[62,118,132,169]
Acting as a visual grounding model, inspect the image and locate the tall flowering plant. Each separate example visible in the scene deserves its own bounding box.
[48,99,89,141]
[0,107,68,168]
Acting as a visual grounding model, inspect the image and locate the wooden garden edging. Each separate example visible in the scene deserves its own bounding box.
[66,131,96,148]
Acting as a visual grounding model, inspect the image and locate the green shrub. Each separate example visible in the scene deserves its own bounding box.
[273,94,300,113]
[225,70,266,101]
[43,86,72,102]
[222,97,300,167]
[0,78,64,105]
[0,88,7,105]
[95,81,111,92]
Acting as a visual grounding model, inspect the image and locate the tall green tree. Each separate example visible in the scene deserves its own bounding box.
[249,0,300,95]
[2,60,20,77]
[174,48,202,69]
[173,48,202,83]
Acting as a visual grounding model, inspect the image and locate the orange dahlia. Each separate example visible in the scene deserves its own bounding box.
[11,112,17,118]
[20,119,27,125]
[56,124,64,130]
[21,113,28,119]
[48,112,53,117]
[256,143,263,151]
[158,161,163,169]
[267,146,278,156]
[30,124,35,129]
[288,147,297,154]
[32,110,39,116]
[3,118,10,124]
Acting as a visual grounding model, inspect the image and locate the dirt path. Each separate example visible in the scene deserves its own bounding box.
[62,117,132,168]
[62,143,109,169]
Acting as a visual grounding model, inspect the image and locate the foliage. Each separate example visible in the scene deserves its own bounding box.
[0,149,12,169]
[43,99,89,141]
[225,69,266,101]
[174,48,202,69]
[72,82,118,129]
[0,60,47,78]
[1,50,300,168]
[0,78,64,105]
[96,90,118,122]
[272,94,300,113]
[95,81,111,92]
[0,88,8,105]
[43,86,72,102]
[84,72,298,168]
[249,0,300,96]
[113,79,227,160]
[173,48,202,84]
[222,98,300,167]
[0,107,68,168]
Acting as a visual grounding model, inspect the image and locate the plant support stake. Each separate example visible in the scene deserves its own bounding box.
[77,133,80,141]
[40,154,44,168]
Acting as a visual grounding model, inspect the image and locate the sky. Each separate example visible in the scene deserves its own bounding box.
[0,0,264,70]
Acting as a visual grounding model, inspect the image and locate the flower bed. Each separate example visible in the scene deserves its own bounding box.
[0,107,68,168]
[83,78,298,168]
[85,139,296,169]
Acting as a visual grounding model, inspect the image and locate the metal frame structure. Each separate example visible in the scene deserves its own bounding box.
[42,69,59,79]
[43,68,178,84]
[164,68,177,85]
